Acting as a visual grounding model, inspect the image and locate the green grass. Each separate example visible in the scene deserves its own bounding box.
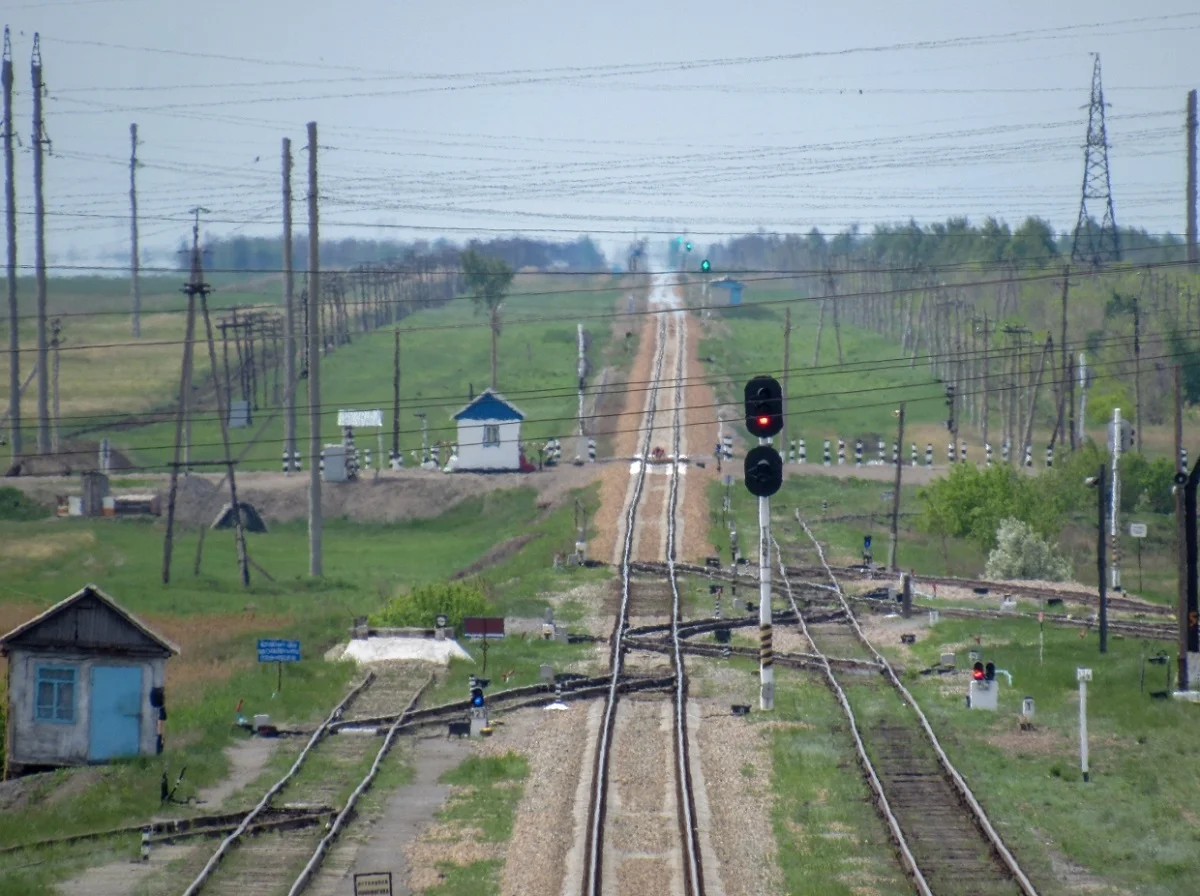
[0,483,599,892]
[24,273,624,472]
[761,663,911,896]
[424,860,504,896]
[887,617,1200,895]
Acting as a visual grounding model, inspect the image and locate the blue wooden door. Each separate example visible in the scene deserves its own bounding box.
[89,666,143,761]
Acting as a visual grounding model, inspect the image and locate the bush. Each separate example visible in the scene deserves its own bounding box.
[917,463,1057,552]
[985,518,1074,582]
[1119,453,1174,515]
[370,580,491,631]
[0,486,43,521]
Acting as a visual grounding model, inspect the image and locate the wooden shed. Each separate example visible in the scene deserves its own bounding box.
[0,584,179,776]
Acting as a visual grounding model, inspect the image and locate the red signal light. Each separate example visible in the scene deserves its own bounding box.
[757,416,770,427]
[972,662,985,680]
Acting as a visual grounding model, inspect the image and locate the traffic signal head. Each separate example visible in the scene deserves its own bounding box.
[743,445,783,497]
[700,259,711,272]
[972,662,985,681]
[470,687,485,708]
[744,376,783,438]
[864,535,872,550]
[985,662,995,682]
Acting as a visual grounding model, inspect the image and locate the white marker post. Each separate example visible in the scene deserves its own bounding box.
[1077,667,1092,782]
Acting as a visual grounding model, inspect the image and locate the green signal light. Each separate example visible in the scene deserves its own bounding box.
[685,242,693,251]
[676,236,684,244]
[700,259,711,272]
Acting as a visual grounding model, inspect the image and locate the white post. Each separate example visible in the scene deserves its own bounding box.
[1110,407,1122,591]
[1077,667,1091,782]
[759,489,773,710]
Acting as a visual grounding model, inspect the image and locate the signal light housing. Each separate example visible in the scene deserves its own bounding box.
[744,376,783,439]
[470,687,485,708]
[985,662,995,682]
[743,445,783,497]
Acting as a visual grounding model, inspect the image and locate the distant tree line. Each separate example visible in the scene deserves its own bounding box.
[175,234,607,274]
[701,216,1186,272]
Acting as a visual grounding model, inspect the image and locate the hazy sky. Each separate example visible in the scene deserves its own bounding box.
[2,0,1198,269]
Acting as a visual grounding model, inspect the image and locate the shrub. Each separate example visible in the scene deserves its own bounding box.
[370,580,491,631]
[0,487,43,521]
[984,518,1074,582]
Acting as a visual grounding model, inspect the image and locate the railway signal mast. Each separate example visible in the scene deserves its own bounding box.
[743,376,784,710]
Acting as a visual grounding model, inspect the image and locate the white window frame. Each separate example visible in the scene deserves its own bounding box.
[482,424,501,447]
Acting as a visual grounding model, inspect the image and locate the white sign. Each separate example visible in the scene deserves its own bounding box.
[337,409,384,428]
[1077,667,1093,682]
[1129,522,1147,539]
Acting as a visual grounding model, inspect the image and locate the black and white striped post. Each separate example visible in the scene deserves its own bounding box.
[985,443,993,466]
[1023,444,1033,468]
[390,450,401,470]
[892,441,899,464]
[959,442,967,463]
[877,439,885,464]
[282,451,290,473]
[431,443,440,466]
[788,440,796,463]
[1046,444,1054,468]
[714,593,722,619]
[720,645,731,658]
[823,440,831,466]
[925,444,933,467]
[319,450,325,477]
[910,443,918,467]
[798,439,806,463]
[365,448,372,470]
[837,439,846,465]
[1002,440,1010,464]
[854,439,863,467]
[1182,447,1189,472]
[947,441,955,465]
[723,434,733,458]
[142,827,151,862]
[588,438,596,462]
[554,680,563,702]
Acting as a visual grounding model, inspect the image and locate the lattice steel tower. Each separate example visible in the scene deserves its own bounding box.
[1072,54,1120,266]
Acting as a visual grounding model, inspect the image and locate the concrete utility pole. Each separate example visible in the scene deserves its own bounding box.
[490,304,500,390]
[162,210,202,585]
[49,318,60,454]
[1175,367,1188,689]
[1110,407,1123,592]
[1059,268,1072,450]
[887,403,906,571]
[392,328,400,465]
[306,121,323,577]
[3,27,19,466]
[31,34,49,456]
[129,123,141,338]
[978,314,991,455]
[1188,89,1197,267]
[1078,353,1088,445]
[282,137,296,475]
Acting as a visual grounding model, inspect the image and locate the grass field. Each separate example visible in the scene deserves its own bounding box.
[1,272,630,472]
[0,482,608,893]
[885,617,1200,895]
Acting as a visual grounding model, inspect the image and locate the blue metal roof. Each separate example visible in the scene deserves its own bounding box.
[452,389,525,422]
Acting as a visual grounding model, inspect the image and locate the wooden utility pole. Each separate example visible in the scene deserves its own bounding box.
[781,307,791,450]
[306,121,322,577]
[1133,299,1143,453]
[162,210,202,585]
[194,255,249,588]
[1188,90,1197,267]
[31,34,49,456]
[887,402,905,571]
[129,123,141,338]
[2,28,18,466]
[490,304,500,390]
[49,318,60,454]
[392,328,401,463]
[282,137,296,473]
[979,314,991,453]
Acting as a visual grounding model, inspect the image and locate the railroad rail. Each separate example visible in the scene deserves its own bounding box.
[785,521,1041,896]
[181,671,425,896]
[582,290,706,896]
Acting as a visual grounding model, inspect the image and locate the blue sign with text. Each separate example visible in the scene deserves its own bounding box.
[258,639,301,663]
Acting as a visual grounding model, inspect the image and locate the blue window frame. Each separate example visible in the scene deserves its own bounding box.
[482,424,501,447]
[35,665,76,724]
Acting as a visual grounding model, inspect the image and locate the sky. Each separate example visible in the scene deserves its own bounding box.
[1,0,1198,271]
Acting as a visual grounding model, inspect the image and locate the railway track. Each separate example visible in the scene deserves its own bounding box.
[781,521,1041,896]
[582,282,706,896]
[180,668,429,896]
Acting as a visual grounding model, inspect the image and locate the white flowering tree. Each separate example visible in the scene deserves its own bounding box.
[984,517,1074,582]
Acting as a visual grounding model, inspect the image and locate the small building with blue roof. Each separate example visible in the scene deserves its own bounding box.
[452,389,526,472]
